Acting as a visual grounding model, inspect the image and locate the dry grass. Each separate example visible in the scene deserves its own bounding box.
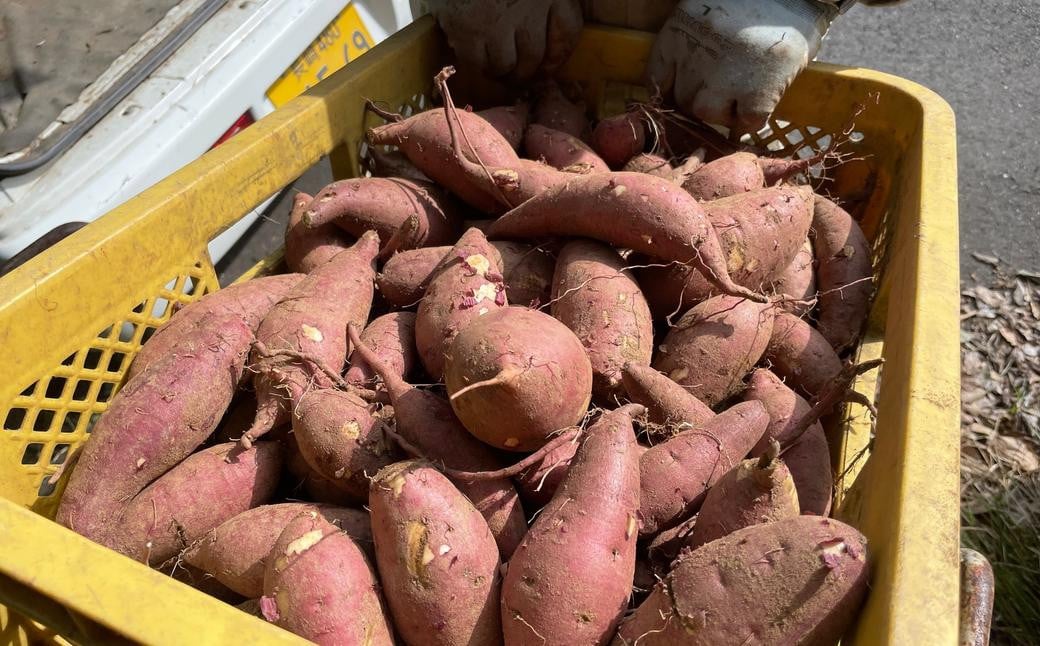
[960,258,1040,643]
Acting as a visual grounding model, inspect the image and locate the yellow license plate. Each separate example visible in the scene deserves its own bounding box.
[267,3,375,108]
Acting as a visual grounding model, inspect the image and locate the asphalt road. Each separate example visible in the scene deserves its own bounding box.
[823,1,1040,275]
[220,2,1040,283]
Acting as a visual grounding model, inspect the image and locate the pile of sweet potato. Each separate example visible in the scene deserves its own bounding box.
[55,68,877,645]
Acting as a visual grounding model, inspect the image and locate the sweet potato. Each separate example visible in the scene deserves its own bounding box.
[524,124,609,173]
[367,147,430,182]
[477,103,529,150]
[492,240,555,306]
[783,426,834,517]
[590,112,646,168]
[622,152,673,178]
[292,389,398,503]
[445,306,593,451]
[302,177,463,251]
[773,238,817,313]
[243,232,378,446]
[486,172,766,302]
[613,516,869,645]
[742,368,819,450]
[652,295,775,407]
[639,401,769,536]
[680,151,816,201]
[765,312,843,399]
[687,440,800,548]
[671,148,706,184]
[377,241,553,308]
[186,502,371,598]
[377,245,445,306]
[262,511,393,645]
[415,227,507,380]
[646,514,699,567]
[741,369,834,515]
[742,369,832,515]
[344,312,417,390]
[635,185,815,315]
[282,434,354,506]
[57,316,254,544]
[112,442,282,564]
[550,240,653,402]
[128,273,302,382]
[501,404,643,646]
[285,192,353,274]
[513,434,579,509]
[620,363,714,439]
[533,82,587,138]
[348,325,528,558]
[367,106,519,213]
[369,461,503,646]
[812,195,874,351]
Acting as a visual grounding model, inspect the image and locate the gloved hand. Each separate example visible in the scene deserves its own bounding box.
[647,0,838,132]
[425,0,584,80]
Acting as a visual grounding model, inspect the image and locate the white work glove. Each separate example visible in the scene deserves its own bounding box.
[647,0,838,132]
[424,0,584,80]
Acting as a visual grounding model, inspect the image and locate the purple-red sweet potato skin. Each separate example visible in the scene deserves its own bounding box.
[639,401,769,536]
[773,239,817,314]
[282,434,356,506]
[415,227,507,380]
[590,113,645,168]
[344,312,417,388]
[766,312,843,399]
[744,369,834,516]
[621,363,714,435]
[249,232,378,435]
[377,246,447,307]
[378,242,552,308]
[445,306,593,452]
[533,83,587,138]
[783,426,834,517]
[350,324,528,560]
[687,453,800,548]
[551,240,653,403]
[653,295,775,407]
[623,153,674,179]
[186,502,371,598]
[57,316,253,544]
[112,442,282,564]
[613,517,869,646]
[493,241,555,307]
[292,389,398,503]
[812,195,874,351]
[369,461,503,646]
[367,108,519,213]
[263,512,393,646]
[502,405,643,646]
[680,151,765,201]
[303,177,462,250]
[285,192,352,274]
[486,172,745,301]
[743,369,817,450]
[478,104,529,151]
[636,185,815,313]
[524,124,609,173]
[128,274,301,381]
[513,434,579,509]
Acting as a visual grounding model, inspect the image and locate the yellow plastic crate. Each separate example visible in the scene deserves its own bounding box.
[0,16,960,645]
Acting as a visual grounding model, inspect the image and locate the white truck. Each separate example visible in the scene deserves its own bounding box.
[0,0,414,272]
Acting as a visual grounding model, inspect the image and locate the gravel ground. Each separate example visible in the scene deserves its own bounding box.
[823,1,1040,275]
